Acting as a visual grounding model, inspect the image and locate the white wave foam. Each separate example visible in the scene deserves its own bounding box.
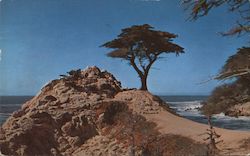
[166,100,250,130]
[213,113,250,121]
[168,101,203,112]
[169,101,250,121]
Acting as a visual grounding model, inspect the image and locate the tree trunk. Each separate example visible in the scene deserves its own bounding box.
[129,55,155,91]
[140,74,148,91]
[207,116,212,129]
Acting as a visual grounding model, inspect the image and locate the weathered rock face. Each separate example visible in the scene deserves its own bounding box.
[225,102,250,117]
[0,66,206,156]
[0,66,123,156]
[201,75,250,116]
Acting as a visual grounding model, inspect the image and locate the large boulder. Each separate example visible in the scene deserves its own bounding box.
[0,66,122,156]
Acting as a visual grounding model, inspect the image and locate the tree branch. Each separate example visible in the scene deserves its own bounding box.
[144,54,158,76]
[130,54,144,78]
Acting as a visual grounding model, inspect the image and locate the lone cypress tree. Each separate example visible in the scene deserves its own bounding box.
[101,24,184,90]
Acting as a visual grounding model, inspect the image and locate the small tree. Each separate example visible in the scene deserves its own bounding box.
[201,103,223,155]
[206,116,222,156]
[101,24,184,91]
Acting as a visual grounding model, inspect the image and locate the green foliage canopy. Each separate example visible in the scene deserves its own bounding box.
[101,24,184,90]
[182,0,250,36]
[216,47,250,80]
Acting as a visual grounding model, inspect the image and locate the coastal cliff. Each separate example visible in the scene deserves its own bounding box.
[201,76,250,118]
[0,67,250,156]
[225,102,250,117]
[0,67,206,156]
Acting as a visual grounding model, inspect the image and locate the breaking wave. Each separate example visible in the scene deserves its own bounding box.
[167,100,250,131]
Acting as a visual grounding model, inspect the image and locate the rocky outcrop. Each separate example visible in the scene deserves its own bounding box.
[0,66,206,156]
[0,66,122,156]
[201,75,250,116]
[225,102,250,117]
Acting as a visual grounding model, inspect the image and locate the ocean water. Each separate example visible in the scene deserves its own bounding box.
[161,96,250,131]
[0,96,33,125]
[1,96,250,131]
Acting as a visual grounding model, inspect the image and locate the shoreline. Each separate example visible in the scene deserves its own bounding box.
[144,108,250,155]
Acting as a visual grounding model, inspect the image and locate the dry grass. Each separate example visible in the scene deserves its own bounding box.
[100,102,207,156]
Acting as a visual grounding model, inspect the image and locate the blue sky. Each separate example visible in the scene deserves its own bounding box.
[0,0,248,95]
